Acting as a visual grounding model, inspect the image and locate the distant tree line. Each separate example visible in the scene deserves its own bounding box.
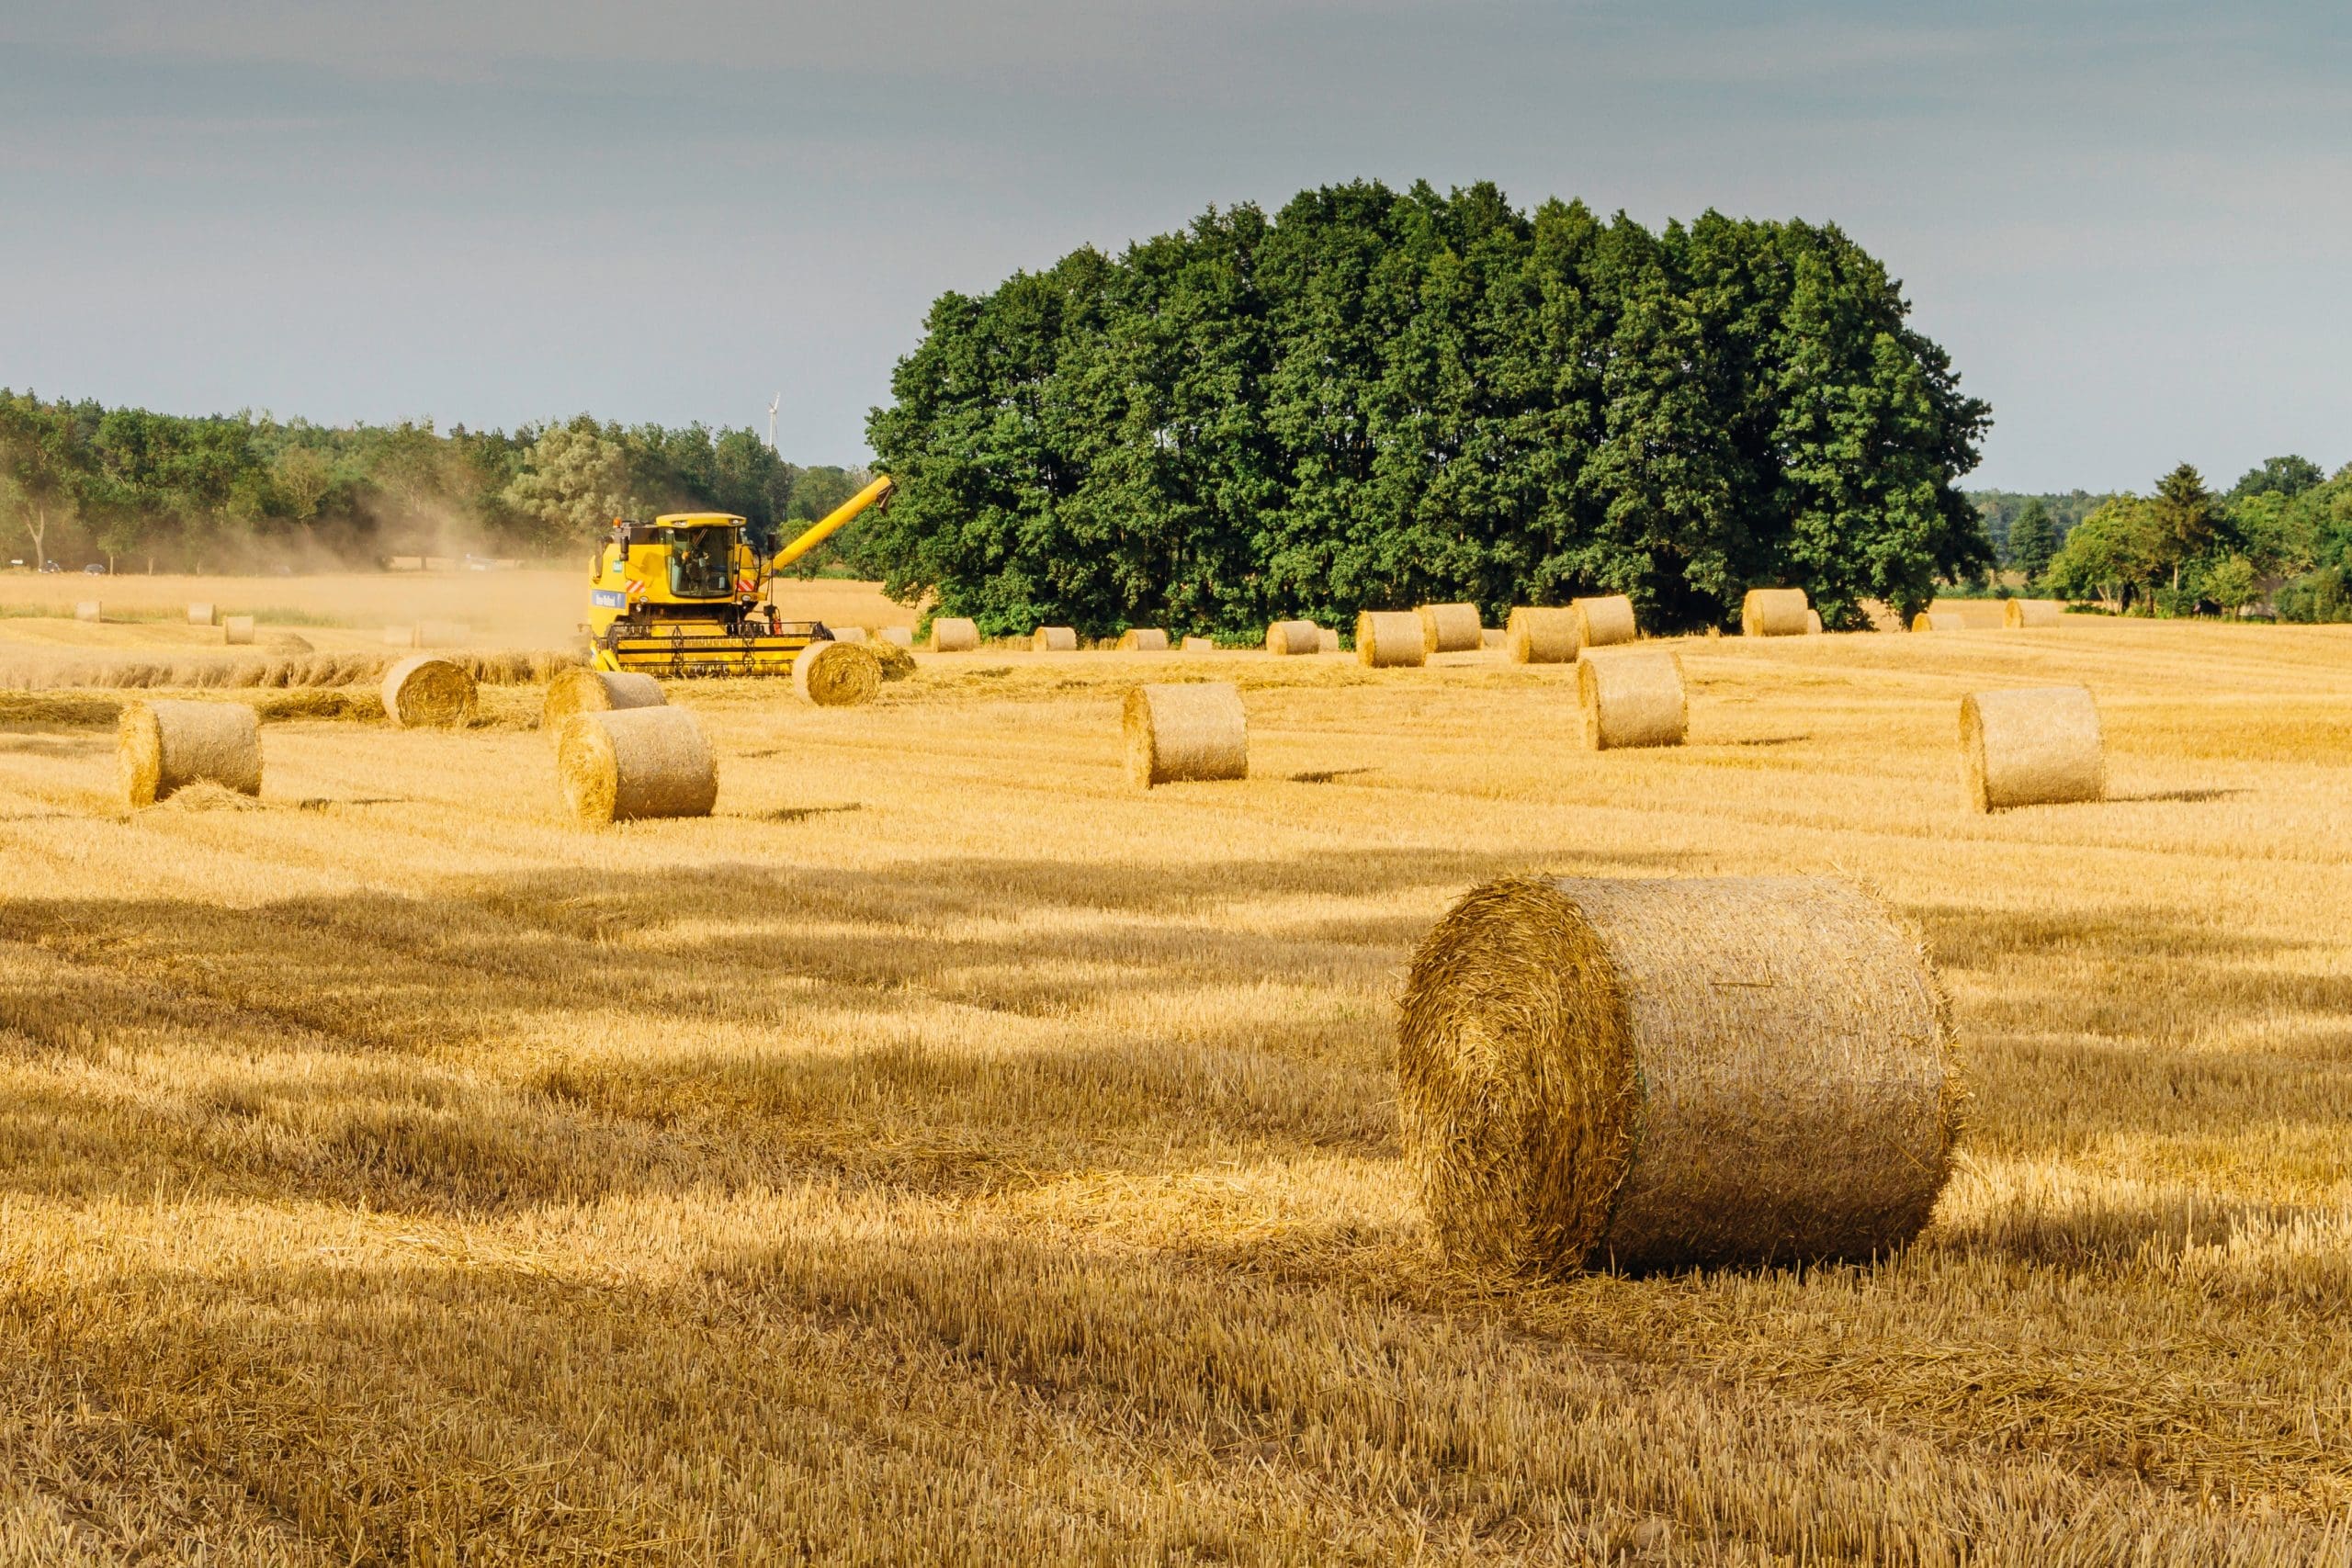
[865,180,1993,637]
[0,391,874,575]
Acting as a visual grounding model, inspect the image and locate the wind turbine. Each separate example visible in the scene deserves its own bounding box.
[766,393,781,453]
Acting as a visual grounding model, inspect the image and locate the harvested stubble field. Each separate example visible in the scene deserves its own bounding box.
[3,591,2352,1565]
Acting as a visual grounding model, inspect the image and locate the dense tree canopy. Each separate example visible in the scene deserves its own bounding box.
[865,180,1994,636]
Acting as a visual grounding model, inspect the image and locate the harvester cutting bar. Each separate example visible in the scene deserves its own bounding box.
[597,621,830,677]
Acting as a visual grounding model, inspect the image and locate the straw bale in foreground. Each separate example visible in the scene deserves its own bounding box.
[222,615,256,645]
[119,699,262,807]
[1573,594,1638,647]
[931,617,979,652]
[793,639,881,707]
[1913,611,1967,633]
[1577,652,1685,750]
[1960,685,2103,812]
[187,604,217,627]
[1124,682,1247,788]
[1356,611,1426,669]
[74,602,102,623]
[557,706,717,824]
[1419,603,1483,653]
[380,655,479,728]
[541,668,665,734]
[1033,626,1078,652]
[1505,606,1580,665]
[1265,619,1320,656]
[1741,588,1811,637]
[1118,627,1170,652]
[1397,874,1959,1273]
[2005,599,2064,628]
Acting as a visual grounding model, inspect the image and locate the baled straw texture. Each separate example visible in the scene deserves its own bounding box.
[1960,685,2103,812]
[930,617,979,652]
[187,603,217,626]
[541,668,665,735]
[1577,651,1686,750]
[876,626,914,649]
[1740,588,1812,637]
[1806,609,1824,635]
[222,615,256,645]
[379,655,479,729]
[1397,874,1958,1274]
[2005,599,2064,628]
[1317,626,1340,653]
[1355,611,1426,669]
[1913,611,1967,633]
[1265,619,1320,656]
[556,706,717,825]
[1418,602,1484,653]
[1118,627,1170,652]
[74,602,102,623]
[1505,606,1581,665]
[1181,636,1216,652]
[871,641,916,681]
[826,625,871,645]
[793,640,881,707]
[1573,594,1638,648]
[1033,626,1078,652]
[1481,627,1505,649]
[119,700,262,808]
[1123,682,1247,788]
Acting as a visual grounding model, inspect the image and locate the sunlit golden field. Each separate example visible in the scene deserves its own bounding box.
[4,584,2351,1564]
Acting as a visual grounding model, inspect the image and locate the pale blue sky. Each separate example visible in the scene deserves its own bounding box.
[2,1,2346,490]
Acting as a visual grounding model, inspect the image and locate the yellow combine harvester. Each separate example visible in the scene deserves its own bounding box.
[584,474,895,675]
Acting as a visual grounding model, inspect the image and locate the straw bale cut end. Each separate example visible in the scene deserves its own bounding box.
[1397,874,1959,1274]
[1181,636,1216,653]
[2005,599,2064,628]
[1740,588,1811,637]
[557,705,718,824]
[1124,682,1247,788]
[1913,611,1967,633]
[1572,594,1638,648]
[541,668,665,733]
[1577,652,1686,750]
[1418,602,1483,653]
[877,626,914,649]
[75,602,102,623]
[930,617,980,652]
[380,655,479,728]
[1118,627,1170,652]
[1265,619,1320,656]
[1033,626,1078,652]
[187,604,217,627]
[793,639,881,707]
[119,699,263,808]
[1960,685,2103,812]
[1505,606,1581,665]
[1356,611,1427,669]
[221,615,256,645]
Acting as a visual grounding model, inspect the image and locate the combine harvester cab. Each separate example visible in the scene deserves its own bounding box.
[583,476,893,677]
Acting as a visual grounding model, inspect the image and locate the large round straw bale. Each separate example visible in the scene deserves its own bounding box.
[187,603,217,626]
[1265,619,1320,656]
[1806,608,1824,635]
[1356,611,1427,669]
[1118,627,1170,652]
[221,615,256,645]
[1913,611,1967,633]
[1317,626,1340,653]
[1418,602,1483,653]
[1397,874,1958,1274]
[1741,588,1812,637]
[557,706,718,824]
[385,625,418,648]
[2004,599,2064,628]
[827,625,871,645]
[931,617,979,652]
[1960,685,2103,812]
[75,601,102,623]
[1033,626,1078,652]
[1573,594,1638,648]
[380,654,479,728]
[877,626,914,649]
[1577,651,1685,750]
[119,700,262,808]
[793,639,880,706]
[1181,636,1216,653]
[1124,682,1247,788]
[541,667,666,733]
[1505,606,1581,665]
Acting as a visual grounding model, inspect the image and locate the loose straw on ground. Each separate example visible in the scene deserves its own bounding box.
[931,617,979,652]
[1396,874,1959,1274]
[416,621,469,649]
[1266,620,1320,656]
[1124,682,1247,788]
[1356,611,1426,669]
[119,700,262,807]
[1960,685,2103,812]
[1419,603,1483,654]
[1118,628,1170,652]
[1573,594,1638,648]
[871,642,917,681]
[2005,600,2064,628]
[1578,651,1685,749]
[380,655,479,728]
[793,640,881,706]
[1741,588,1811,637]
[541,668,665,735]
[1033,626,1077,652]
[1506,607,1581,665]
[557,706,718,824]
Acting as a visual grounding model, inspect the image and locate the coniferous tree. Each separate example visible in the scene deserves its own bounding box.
[2007,498,2058,581]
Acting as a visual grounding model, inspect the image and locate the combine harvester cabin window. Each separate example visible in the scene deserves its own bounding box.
[667,526,735,598]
